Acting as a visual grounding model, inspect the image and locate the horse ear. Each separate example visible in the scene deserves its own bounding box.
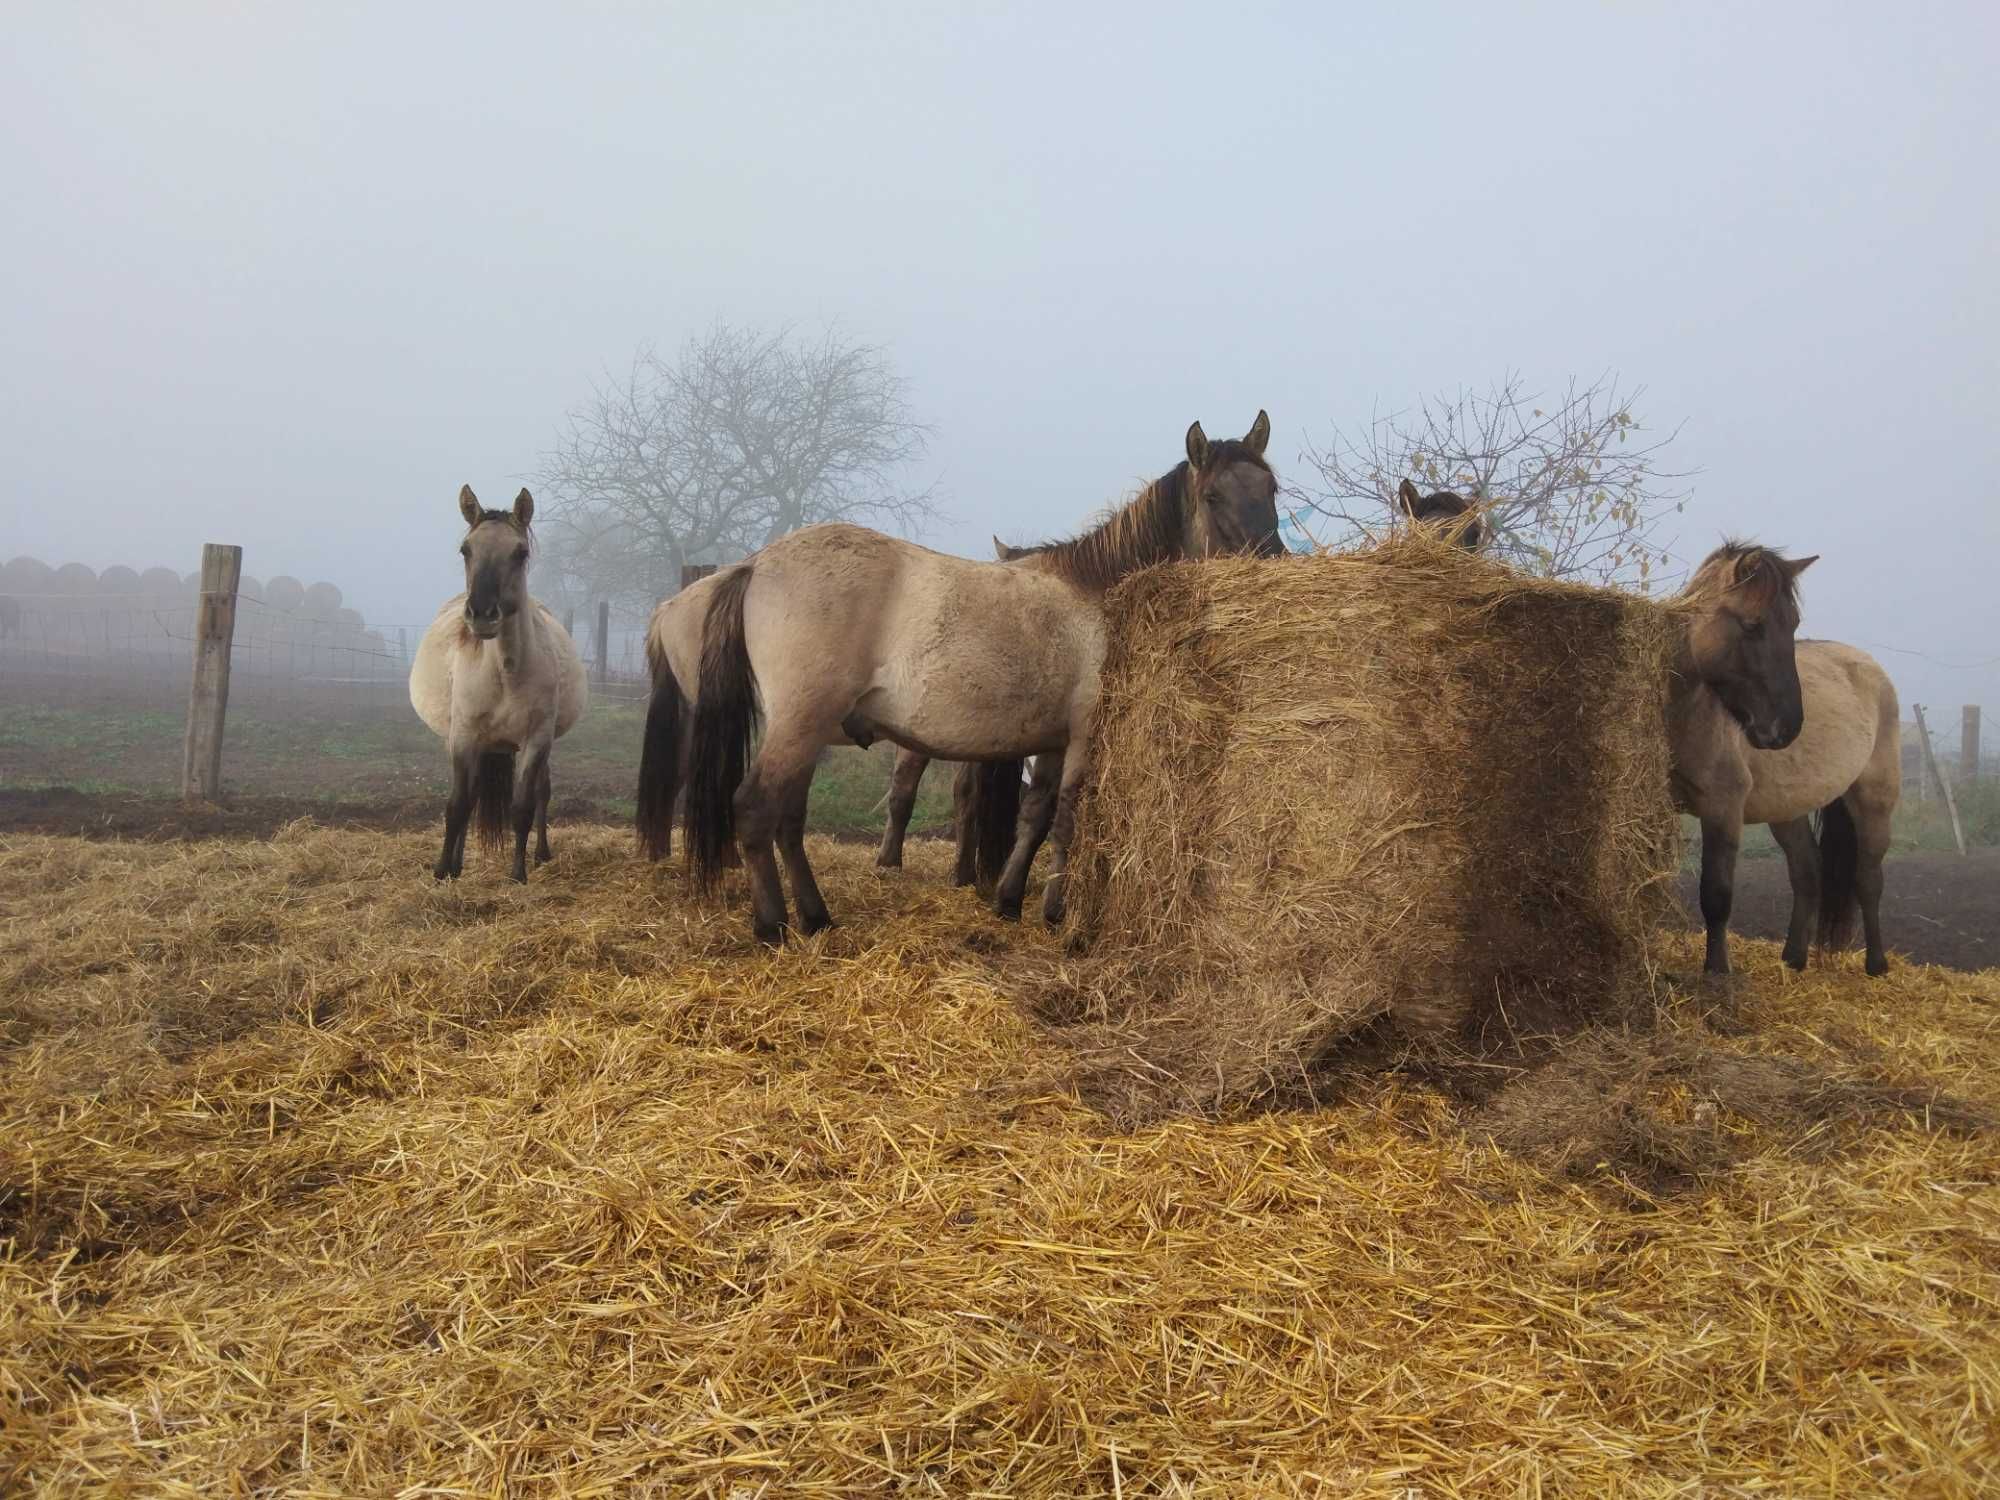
[459,485,481,527]
[1185,421,1210,471]
[1783,554,1818,577]
[993,534,1011,560]
[513,488,534,528]
[1396,478,1421,516]
[1243,409,1270,456]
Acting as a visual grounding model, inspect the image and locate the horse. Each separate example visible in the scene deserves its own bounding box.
[409,485,588,883]
[1396,478,1487,551]
[1671,586,1899,975]
[636,411,1284,943]
[873,535,1046,884]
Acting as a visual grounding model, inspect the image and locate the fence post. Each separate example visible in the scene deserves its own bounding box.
[593,601,610,686]
[181,543,243,802]
[1964,705,1982,785]
[397,626,409,665]
[1912,704,1966,857]
[680,563,718,592]
[562,606,575,640]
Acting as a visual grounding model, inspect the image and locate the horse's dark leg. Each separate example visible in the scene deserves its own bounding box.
[777,773,834,936]
[951,762,980,887]
[993,754,1063,921]
[736,732,822,944]
[1855,800,1893,977]
[509,744,548,884]
[876,749,929,870]
[534,759,553,865]
[1040,754,1083,927]
[1768,816,1819,971]
[1698,814,1741,975]
[435,742,478,880]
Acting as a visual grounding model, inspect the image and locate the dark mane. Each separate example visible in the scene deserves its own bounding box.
[1684,538,1801,619]
[467,509,533,540]
[1032,443,1272,592]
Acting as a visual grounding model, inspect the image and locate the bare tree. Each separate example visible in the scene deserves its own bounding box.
[535,323,940,611]
[1299,373,1692,588]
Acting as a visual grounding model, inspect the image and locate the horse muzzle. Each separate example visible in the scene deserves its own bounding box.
[464,608,504,640]
[1745,715,1802,753]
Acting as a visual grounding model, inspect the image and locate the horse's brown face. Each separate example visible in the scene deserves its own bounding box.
[1186,410,1286,559]
[457,485,534,640]
[1686,549,1817,751]
[1396,478,1487,551]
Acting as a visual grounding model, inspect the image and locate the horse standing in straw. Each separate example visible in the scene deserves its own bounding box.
[1669,563,1899,975]
[410,486,588,883]
[638,412,1285,943]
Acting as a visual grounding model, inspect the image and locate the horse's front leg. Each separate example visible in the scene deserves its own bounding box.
[510,740,551,883]
[534,758,553,865]
[435,739,478,881]
[1039,751,1085,927]
[951,762,981,887]
[736,728,821,944]
[1767,816,1819,970]
[876,748,929,870]
[1698,812,1743,975]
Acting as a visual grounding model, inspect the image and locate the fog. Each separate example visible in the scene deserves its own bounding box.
[3,2,1994,715]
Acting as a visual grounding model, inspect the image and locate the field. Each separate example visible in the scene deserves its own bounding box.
[3,821,1998,1495]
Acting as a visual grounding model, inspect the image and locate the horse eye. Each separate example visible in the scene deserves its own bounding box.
[1743,620,1765,641]
[514,547,529,563]
[459,544,470,558]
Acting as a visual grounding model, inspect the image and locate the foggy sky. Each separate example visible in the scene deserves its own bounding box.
[3,3,1995,718]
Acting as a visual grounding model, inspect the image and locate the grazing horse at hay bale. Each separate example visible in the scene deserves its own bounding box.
[1671,602,1899,976]
[873,535,1048,886]
[637,412,1285,943]
[1395,478,1488,551]
[410,486,588,883]
[1041,532,1817,1120]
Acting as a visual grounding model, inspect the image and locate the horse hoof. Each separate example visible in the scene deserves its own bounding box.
[800,912,836,937]
[1781,947,1807,971]
[433,865,455,882]
[993,898,1023,922]
[1865,956,1890,978]
[753,920,788,947]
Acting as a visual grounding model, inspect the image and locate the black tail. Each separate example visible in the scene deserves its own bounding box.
[685,565,760,890]
[972,758,1024,891]
[1816,797,1860,951]
[473,750,515,853]
[635,653,683,862]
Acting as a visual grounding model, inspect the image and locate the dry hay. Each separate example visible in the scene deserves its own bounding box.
[1049,534,1684,1119]
[2,822,1998,1495]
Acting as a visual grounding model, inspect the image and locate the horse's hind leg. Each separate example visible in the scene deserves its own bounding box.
[1039,751,1084,927]
[435,741,478,881]
[777,775,834,936]
[993,752,1065,921]
[1854,798,1893,977]
[1768,816,1820,970]
[1697,812,1741,975]
[876,749,929,870]
[510,744,549,883]
[736,728,822,944]
[534,759,553,865]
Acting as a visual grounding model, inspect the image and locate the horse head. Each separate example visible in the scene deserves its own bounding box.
[1396,479,1488,552]
[1184,410,1285,559]
[457,485,534,640]
[1681,541,1817,751]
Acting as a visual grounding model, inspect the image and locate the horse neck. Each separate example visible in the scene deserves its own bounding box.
[491,599,542,677]
[1030,473,1193,594]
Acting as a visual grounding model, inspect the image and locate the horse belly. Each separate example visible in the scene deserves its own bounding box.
[1742,717,1874,825]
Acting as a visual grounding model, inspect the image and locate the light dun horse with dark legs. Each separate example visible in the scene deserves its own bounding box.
[1667,548,1899,976]
[410,486,588,883]
[637,413,1284,943]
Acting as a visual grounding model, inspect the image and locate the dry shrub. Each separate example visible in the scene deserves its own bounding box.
[1051,534,1683,1118]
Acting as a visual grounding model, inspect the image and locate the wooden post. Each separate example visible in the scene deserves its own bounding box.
[1912,704,1966,857]
[1964,705,1982,785]
[593,601,610,686]
[680,562,718,592]
[562,606,575,640]
[181,543,243,802]
[397,626,409,664]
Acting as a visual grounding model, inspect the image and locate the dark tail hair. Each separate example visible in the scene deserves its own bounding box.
[473,750,515,852]
[685,565,760,890]
[1816,797,1860,951]
[635,653,683,862]
[972,758,1024,891]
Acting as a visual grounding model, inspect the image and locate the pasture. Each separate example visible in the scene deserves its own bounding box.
[3,822,1997,1495]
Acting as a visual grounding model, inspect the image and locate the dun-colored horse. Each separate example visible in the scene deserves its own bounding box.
[638,413,1284,942]
[1396,478,1487,551]
[1670,564,1899,975]
[410,486,588,882]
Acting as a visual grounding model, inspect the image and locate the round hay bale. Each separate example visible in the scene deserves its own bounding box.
[264,575,305,612]
[139,566,181,596]
[236,574,264,603]
[334,606,364,631]
[304,581,343,618]
[54,562,97,591]
[3,556,54,592]
[1051,534,1682,1120]
[98,564,142,595]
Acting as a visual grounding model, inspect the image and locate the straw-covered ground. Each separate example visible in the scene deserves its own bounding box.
[3,824,1997,1496]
